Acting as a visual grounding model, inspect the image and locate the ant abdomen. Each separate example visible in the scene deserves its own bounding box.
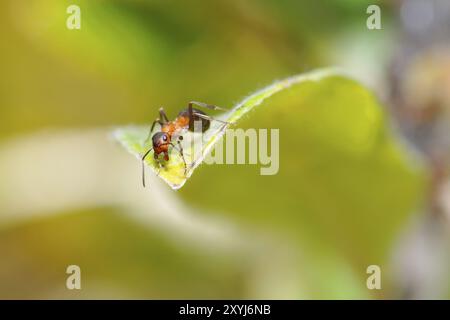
[178,108,210,132]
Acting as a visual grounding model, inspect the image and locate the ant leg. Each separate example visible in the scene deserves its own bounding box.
[171,136,192,158]
[169,142,187,175]
[187,102,230,129]
[156,163,163,177]
[159,107,169,123]
[145,108,169,143]
[188,101,228,112]
[145,118,163,143]
[177,136,191,157]
[192,111,230,125]
[177,141,187,175]
[155,153,165,176]
[168,142,187,174]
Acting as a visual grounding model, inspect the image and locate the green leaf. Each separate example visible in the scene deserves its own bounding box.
[114,69,342,189]
[179,71,425,297]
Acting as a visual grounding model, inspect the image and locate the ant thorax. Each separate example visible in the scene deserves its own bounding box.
[171,129,187,142]
[161,121,184,138]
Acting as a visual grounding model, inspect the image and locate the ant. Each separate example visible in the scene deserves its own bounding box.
[141,101,229,187]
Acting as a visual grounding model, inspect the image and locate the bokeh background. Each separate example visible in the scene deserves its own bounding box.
[0,0,449,299]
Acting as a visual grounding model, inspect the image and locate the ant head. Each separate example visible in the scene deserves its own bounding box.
[152,132,171,148]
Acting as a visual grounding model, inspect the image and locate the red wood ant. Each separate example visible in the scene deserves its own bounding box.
[141,101,229,187]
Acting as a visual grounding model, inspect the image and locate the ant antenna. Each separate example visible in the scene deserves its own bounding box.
[141,147,153,187]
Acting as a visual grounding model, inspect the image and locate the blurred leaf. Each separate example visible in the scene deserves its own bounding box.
[114,69,340,189]
[178,72,425,297]
[0,208,247,299]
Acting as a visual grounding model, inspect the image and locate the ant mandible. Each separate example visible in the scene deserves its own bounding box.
[141,101,229,187]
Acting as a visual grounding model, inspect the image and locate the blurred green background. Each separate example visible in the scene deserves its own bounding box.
[1,0,449,299]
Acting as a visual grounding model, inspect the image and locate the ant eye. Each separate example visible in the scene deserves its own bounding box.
[163,135,167,141]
